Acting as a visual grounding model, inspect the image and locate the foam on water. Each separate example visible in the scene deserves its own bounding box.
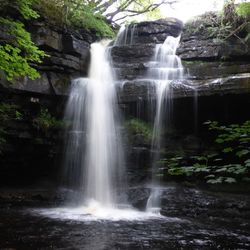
[32,202,167,221]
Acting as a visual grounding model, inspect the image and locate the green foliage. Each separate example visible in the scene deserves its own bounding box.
[37,0,114,37]
[17,0,40,19]
[0,0,47,81]
[0,103,23,153]
[206,120,250,148]
[185,1,249,41]
[160,121,250,185]
[125,118,153,144]
[69,6,115,37]
[236,2,250,18]
[33,108,63,133]
[0,18,47,81]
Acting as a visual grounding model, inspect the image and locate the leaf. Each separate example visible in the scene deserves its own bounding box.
[214,158,223,162]
[207,153,218,159]
[196,156,207,161]
[205,174,215,178]
[236,149,249,158]
[244,159,250,167]
[215,167,227,172]
[223,147,233,153]
[207,177,223,184]
[224,177,236,183]
[215,138,224,144]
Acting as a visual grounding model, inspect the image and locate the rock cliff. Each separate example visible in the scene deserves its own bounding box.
[0,20,97,186]
[0,20,96,96]
[110,18,250,102]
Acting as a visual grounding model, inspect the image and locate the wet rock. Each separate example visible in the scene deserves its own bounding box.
[32,23,62,52]
[62,33,90,58]
[127,187,150,209]
[4,73,52,95]
[178,38,250,60]
[111,44,155,64]
[0,20,95,97]
[111,18,183,82]
[131,18,183,44]
[117,74,250,102]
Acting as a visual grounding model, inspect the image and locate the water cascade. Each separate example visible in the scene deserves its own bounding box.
[63,41,125,209]
[146,36,184,213]
[114,24,137,46]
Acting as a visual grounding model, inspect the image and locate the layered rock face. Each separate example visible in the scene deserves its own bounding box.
[111,18,250,102]
[111,18,250,185]
[0,21,96,95]
[111,18,183,84]
[178,25,250,97]
[0,21,97,186]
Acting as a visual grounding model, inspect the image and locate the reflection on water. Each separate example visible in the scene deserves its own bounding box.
[0,204,250,250]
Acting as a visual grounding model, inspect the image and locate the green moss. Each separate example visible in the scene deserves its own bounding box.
[33,108,63,134]
[125,118,153,145]
[236,2,250,18]
[37,0,114,38]
[0,103,23,153]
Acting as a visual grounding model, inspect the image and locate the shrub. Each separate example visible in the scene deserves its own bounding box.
[160,121,250,184]
[33,108,63,134]
[0,0,47,81]
[0,103,23,153]
[37,0,114,37]
[125,118,153,145]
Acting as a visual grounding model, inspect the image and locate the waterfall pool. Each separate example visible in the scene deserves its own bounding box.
[0,186,250,249]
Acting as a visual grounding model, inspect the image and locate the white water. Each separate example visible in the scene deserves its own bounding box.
[60,41,163,220]
[146,36,184,212]
[33,203,166,221]
[63,41,126,210]
[114,24,137,46]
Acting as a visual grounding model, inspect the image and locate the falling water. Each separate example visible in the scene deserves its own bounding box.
[114,24,137,46]
[63,41,125,208]
[146,36,184,213]
[193,88,199,134]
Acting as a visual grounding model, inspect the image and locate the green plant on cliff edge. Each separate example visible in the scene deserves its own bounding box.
[125,118,153,145]
[37,0,115,37]
[0,103,23,153]
[184,1,250,42]
[0,0,47,81]
[33,108,63,134]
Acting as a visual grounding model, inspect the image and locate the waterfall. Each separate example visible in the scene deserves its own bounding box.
[146,36,184,213]
[114,24,137,46]
[63,41,126,208]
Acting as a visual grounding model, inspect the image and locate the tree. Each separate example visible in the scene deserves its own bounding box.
[91,0,178,23]
[0,0,47,81]
[40,0,177,25]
